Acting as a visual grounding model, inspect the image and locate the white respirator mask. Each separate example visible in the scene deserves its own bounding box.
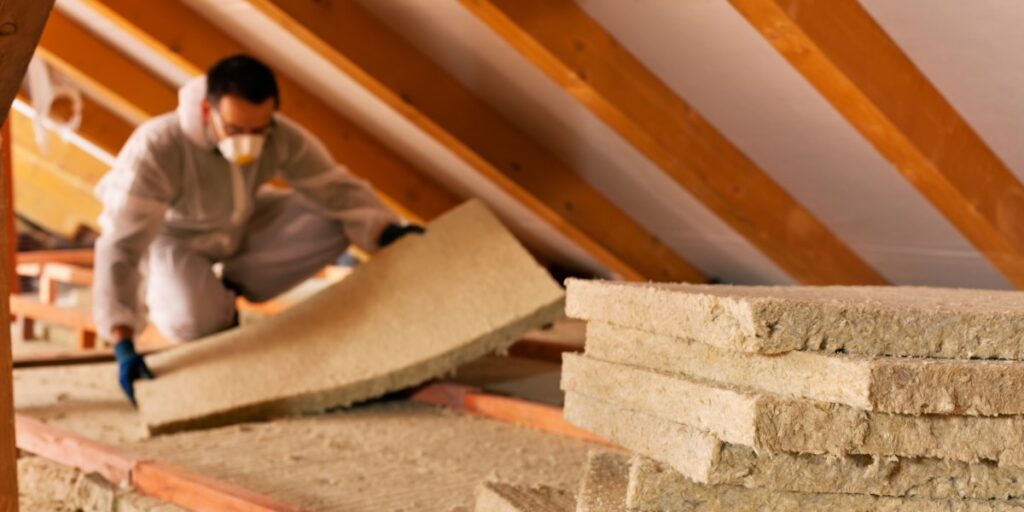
[217,133,265,167]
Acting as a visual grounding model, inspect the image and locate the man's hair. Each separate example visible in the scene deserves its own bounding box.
[206,54,280,108]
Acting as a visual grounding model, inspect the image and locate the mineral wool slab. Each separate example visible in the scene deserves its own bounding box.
[563,392,1024,500]
[585,322,1024,416]
[473,481,574,512]
[136,201,564,434]
[566,279,1024,358]
[627,456,1024,512]
[561,353,1024,466]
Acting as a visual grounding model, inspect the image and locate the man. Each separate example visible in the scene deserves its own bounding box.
[94,55,422,404]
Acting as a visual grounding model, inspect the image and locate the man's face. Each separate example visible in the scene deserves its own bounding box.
[203,94,275,142]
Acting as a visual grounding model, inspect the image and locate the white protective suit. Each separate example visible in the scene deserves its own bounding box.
[93,76,399,342]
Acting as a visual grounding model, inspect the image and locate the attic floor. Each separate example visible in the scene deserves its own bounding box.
[12,346,590,511]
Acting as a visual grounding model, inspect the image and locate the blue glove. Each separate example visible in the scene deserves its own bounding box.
[114,338,154,407]
[378,223,425,248]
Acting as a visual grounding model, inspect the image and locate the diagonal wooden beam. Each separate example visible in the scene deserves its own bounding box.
[728,0,1024,288]
[244,0,704,282]
[460,0,886,285]
[10,106,109,184]
[36,10,175,125]
[76,0,459,224]
[10,139,102,237]
[9,108,103,238]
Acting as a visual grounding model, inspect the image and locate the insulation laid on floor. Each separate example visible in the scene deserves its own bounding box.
[129,402,593,511]
[586,322,1024,416]
[576,451,630,512]
[565,279,1024,358]
[18,457,182,512]
[136,201,564,434]
[473,481,574,512]
[627,456,1024,512]
[563,392,1024,500]
[561,353,1024,466]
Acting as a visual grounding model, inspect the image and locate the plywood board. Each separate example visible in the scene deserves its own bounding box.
[136,201,564,433]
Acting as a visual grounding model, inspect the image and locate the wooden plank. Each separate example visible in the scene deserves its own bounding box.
[81,0,459,224]
[15,413,306,511]
[133,461,305,512]
[411,383,613,446]
[9,295,95,331]
[39,263,94,301]
[16,248,93,266]
[247,0,705,282]
[728,0,1024,288]
[10,136,101,238]
[460,0,886,285]
[36,10,176,124]
[14,414,136,485]
[10,107,111,185]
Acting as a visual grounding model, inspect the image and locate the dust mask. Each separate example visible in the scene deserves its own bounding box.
[217,134,265,166]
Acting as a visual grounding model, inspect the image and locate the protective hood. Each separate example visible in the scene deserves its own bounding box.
[177,75,214,150]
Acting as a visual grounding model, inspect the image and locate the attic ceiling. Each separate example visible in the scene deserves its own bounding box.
[28,0,1024,288]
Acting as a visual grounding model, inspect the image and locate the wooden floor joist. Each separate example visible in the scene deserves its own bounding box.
[460,0,886,285]
[80,0,459,224]
[247,0,705,282]
[729,0,1024,289]
[411,383,613,446]
[15,414,305,511]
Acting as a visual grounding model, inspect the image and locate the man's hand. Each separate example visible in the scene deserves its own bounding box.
[378,223,425,248]
[114,338,154,407]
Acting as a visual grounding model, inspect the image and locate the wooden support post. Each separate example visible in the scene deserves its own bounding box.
[0,122,16,510]
[2,120,15,296]
[0,0,52,496]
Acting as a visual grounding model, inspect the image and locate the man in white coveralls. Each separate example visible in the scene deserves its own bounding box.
[94,55,423,404]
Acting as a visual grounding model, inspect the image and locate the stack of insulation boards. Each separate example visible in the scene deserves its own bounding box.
[555,279,1024,511]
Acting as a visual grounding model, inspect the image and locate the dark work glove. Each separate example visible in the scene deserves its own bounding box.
[378,223,425,248]
[114,338,154,407]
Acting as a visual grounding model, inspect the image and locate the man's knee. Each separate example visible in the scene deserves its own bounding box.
[150,305,235,342]
[146,238,236,342]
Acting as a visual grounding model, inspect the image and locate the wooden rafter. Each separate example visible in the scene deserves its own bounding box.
[729,0,1024,288]
[245,0,704,282]
[77,0,459,224]
[36,10,176,124]
[9,108,102,238]
[460,0,886,285]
